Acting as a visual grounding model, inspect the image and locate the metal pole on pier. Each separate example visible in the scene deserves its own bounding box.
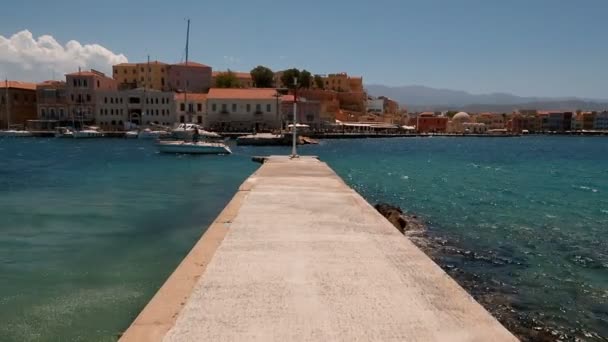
[291,77,298,158]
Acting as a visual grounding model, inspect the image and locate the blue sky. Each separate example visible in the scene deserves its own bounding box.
[1,0,607,98]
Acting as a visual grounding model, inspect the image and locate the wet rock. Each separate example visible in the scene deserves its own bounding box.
[374,203,426,235]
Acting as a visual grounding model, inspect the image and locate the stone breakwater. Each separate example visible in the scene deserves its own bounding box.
[374,203,605,342]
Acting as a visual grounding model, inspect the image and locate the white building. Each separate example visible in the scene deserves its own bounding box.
[367,98,384,114]
[175,93,207,125]
[205,88,280,131]
[96,88,175,130]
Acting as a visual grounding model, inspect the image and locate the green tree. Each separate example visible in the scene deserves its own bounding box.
[300,70,312,88]
[250,65,274,88]
[281,68,301,89]
[445,111,458,118]
[215,70,240,88]
[314,74,324,89]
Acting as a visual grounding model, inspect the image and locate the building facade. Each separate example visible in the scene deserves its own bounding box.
[594,111,608,130]
[474,113,505,129]
[96,89,175,130]
[0,81,37,129]
[367,98,384,113]
[175,93,207,125]
[281,95,322,129]
[37,81,68,121]
[113,61,169,91]
[416,113,448,133]
[168,62,212,93]
[205,88,280,131]
[66,70,117,125]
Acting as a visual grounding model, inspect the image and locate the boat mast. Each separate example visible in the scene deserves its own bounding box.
[185,19,190,123]
[4,78,9,129]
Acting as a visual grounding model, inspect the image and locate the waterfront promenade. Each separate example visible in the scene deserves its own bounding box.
[120,156,517,341]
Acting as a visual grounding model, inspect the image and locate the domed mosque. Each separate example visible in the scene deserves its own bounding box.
[452,112,471,122]
[449,112,472,133]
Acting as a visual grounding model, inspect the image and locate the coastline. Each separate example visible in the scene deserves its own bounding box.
[374,203,604,341]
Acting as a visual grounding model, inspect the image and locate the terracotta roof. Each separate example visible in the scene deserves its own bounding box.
[37,80,66,86]
[208,88,278,100]
[212,71,252,79]
[65,70,107,77]
[174,61,210,68]
[281,95,295,102]
[174,93,207,101]
[114,63,136,67]
[0,81,37,90]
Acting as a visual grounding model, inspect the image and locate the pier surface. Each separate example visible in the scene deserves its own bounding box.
[120,156,517,342]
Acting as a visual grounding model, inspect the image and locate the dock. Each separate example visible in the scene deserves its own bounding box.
[119,156,518,341]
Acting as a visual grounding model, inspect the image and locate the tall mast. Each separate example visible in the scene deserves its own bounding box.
[4,78,9,129]
[185,19,190,123]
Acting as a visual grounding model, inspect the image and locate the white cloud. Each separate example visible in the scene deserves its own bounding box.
[0,30,128,82]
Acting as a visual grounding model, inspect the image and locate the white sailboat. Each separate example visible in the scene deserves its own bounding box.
[157,19,231,155]
[0,79,33,137]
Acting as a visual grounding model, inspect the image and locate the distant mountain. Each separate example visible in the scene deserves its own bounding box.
[365,84,608,112]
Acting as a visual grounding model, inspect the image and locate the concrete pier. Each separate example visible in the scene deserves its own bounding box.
[120,156,518,341]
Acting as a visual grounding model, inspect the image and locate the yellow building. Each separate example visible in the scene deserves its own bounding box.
[319,73,363,92]
[113,61,169,91]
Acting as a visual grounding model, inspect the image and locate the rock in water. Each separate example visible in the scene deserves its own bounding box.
[374,203,425,235]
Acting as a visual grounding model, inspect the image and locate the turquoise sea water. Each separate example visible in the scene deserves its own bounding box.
[0,137,606,341]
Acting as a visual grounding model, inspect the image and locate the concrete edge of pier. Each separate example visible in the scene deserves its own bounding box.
[118,177,257,341]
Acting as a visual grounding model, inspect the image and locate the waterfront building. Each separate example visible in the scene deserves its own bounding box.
[367,98,384,114]
[212,71,253,88]
[537,112,550,132]
[320,73,363,92]
[581,112,596,130]
[462,122,487,134]
[33,80,68,130]
[474,112,505,129]
[416,112,448,133]
[205,88,280,131]
[296,89,340,124]
[281,95,322,129]
[571,113,583,131]
[447,111,472,133]
[0,81,37,129]
[96,88,175,131]
[594,111,608,130]
[113,61,169,91]
[544,111,573,132]
[175,93,207,125]
[378,96,399,114]
[66,70,117,126]
[168,62,212,93]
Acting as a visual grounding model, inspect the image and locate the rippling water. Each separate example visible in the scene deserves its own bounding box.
[0,137,606,341]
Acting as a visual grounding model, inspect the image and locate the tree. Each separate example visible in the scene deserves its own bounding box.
[445,111,458,118]
[215,70,240,88]
[314,74,324,89]
[250,65,274,88]
[281,68,300,89]
[300,70,312,89]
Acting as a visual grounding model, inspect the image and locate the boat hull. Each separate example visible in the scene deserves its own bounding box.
[0,130,33,137]
[73,131,104,138]
[157,141,232,154]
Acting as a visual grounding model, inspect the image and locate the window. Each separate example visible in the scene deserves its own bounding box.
[120,98,123,104]
[84,79,88,87]
[156,109,159,115]
[256,104,261,112]
[212,104,217,112]
[141,67,144,72]
[161,78,165,86]
[73,79,77,87]
[140,77,144,82]
[14,94,18,102]
[266,104,271,112]
[155,98,158,104]
[110,98,114,104]
[197,103,202,112]
[246,104,251,112]
[232,103,236,112]
[104,97,107,103]
[41,108,46,117]
[60,109,64,117]
[86,94,91,102]
[188,104,194,113]
[197,116,202,124]
[111,109,114,115]
[180,103,185,111]
[97,80,100,87]
[221,104,227,112]
[71,94,74,101]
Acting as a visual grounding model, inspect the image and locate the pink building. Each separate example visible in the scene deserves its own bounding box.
[281,95,322,129]
[65,69,117,125]
[168,62,212,93]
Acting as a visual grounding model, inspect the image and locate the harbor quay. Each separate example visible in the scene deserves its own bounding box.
[119,156,517,341]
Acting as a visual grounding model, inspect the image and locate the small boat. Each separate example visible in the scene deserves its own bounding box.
[157,140,232,154]
[0,130,33,137]
[73,127,104,138]
[125,131,139,139]
[138,128,170,139]
[55,127,74,138]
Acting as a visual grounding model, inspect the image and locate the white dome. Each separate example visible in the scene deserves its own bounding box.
[453,112,471,122]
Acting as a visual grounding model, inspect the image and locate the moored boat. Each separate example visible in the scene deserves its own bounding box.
[138,128,170,139]
[55,127,74,138]
[157,140,232,154]
[0,130,33,137]
[73,127,104,138]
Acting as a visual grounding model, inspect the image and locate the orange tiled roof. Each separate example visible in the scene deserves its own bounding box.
[174,61,210,68]
[0,81,37,90]
[208,88,278,100]
[212,71,252,79]
[174,93,207,101]
[65,70,104,77]
[114,63,136,67]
